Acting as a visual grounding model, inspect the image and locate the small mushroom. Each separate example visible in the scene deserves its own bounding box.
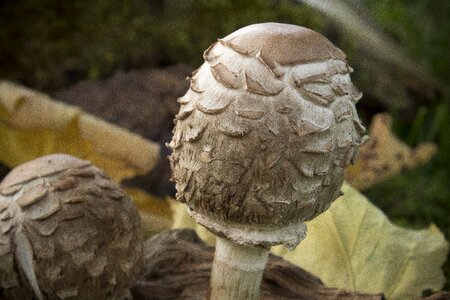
[0,154,143,300]
[169,23,367,299]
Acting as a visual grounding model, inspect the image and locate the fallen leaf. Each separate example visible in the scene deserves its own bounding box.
[125,188,172,233]
[345,113,437,190]
[169,199,217,246]
[0,81,160,182]
[172,183,449,299]
[272,183,449,300]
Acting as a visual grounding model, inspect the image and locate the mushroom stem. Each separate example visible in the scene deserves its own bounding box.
[210,237,269,300]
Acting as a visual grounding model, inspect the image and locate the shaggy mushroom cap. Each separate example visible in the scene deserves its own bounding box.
[169,23,367,245]
[0,154,142,300]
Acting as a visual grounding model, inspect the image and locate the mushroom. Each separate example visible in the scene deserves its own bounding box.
[169,23,367,299]
[0,154,143,300]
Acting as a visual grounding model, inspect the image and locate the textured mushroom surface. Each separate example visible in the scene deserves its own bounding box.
[169,23,367,228]
[0,154,143,300]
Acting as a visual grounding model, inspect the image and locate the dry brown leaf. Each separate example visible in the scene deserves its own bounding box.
[345,113,437,190]
[0,80,160,182]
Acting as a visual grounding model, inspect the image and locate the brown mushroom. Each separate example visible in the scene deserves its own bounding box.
[0,154,143,300]
[169,23,367,299]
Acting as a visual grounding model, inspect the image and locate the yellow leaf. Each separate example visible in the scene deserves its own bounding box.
[0,81,160,182]
[345,113,437,190]
[125,188,172,233]
[172,183,449,299]
[169,199,217,246]
[272,183,449,299]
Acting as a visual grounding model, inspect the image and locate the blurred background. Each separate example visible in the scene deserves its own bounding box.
[1,0,449,289]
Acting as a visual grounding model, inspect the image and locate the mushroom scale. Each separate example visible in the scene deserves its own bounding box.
[169,23,367,234]
[0,154,142,300]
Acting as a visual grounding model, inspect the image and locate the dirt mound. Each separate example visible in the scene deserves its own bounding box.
[54,64,191,196]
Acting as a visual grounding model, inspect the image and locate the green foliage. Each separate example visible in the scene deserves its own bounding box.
[151,0,325,67]
[0,0,160,89]
[0,0,324,90]
[362,0,450,80]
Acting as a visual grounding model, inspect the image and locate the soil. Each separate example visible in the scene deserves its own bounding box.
[54,64,191,196]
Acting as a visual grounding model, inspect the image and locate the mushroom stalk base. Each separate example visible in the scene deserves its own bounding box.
[210,237,269,300]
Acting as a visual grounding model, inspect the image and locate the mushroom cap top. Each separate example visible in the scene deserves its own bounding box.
[0,154,89,190]
[170,23,367,247]
[217,22,346,67]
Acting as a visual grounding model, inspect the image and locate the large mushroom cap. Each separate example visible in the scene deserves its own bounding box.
[218,22,346,68]
[170,23,367,247]
[0,154,143,300]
